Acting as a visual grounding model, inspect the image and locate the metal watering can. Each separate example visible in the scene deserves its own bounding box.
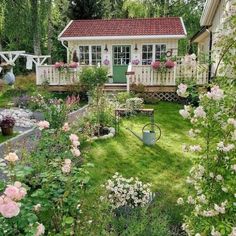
[126,123,161,145]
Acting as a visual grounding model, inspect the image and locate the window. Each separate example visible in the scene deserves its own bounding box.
[113,46,130,65]
[92,46,101,65]
[79,46,89,65]
[142,45,153,65]
[155,44,166,60]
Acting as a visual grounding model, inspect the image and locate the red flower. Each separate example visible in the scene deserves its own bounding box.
[165,60,175,69]
[151,61,161,70]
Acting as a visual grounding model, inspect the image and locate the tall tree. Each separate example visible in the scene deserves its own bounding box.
[68,0,104,19]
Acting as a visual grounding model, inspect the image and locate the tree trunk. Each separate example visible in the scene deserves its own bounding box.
[47,0,53,64]
[31,0,41,55]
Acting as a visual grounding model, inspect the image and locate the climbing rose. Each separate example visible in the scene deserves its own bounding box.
[177,83,189,98]
[227,118,236,128]
[38,121,50,130]
[194,106,206,118]
[179,109,190,119]
[35,223,45,236]
[0,196,20,218]
[69,134,79,142]
[4,152,19,162]
[62,123,70,132]
[206,85,224,100]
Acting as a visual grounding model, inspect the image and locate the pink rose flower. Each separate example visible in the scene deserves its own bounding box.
[62,123,70,132]
[4,152,19,162]
[69,134,79,142]
[38,121,50,130]
[194,106,206,118]
[35,223,45,236]
[72,140,80,148]
[71,148,81,157]
[177,83,189,98]
[4,182,27,201]
[61,159,71,173]
[0,197,20,218]
[206,85,224,100]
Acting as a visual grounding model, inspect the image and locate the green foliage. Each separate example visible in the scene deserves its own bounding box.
[79,67,108,91]
[44,101,68,129]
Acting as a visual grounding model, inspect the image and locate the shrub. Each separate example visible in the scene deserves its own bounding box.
[43,99,68,129]
[101,173,154,210]
[126,97,144,112]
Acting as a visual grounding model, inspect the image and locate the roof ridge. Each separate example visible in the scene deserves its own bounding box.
[72,17,181,22]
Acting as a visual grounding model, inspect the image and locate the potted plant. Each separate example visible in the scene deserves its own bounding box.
[0,116,16,136]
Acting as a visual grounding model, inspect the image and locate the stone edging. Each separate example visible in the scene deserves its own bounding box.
[0,104,89,157]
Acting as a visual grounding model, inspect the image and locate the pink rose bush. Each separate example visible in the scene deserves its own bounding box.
[35,223,45,236]
[0,181,26,218]
[177,82,236,235]
[0,196,20,218]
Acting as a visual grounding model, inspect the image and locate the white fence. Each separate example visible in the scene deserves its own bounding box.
[36,61,208,88]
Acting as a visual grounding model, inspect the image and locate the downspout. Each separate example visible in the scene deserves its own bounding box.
[207,30,213,83]
[61,40,69,63]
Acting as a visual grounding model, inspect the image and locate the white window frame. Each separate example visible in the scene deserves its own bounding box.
[141,43,167,65]
[91,45,102,65]
[78,45,102,65]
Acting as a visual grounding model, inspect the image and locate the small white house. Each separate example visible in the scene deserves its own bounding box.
[36,17,208,93]
[192,0,235,77]
[58,17,186,83]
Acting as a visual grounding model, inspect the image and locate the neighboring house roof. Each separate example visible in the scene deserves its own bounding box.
[200,0,220,26]
[59,17,187,41]
[191,26,210,43]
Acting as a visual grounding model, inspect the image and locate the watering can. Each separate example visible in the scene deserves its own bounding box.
[126,123,161,145]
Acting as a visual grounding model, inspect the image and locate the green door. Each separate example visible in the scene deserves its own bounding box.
[113,45,131,83]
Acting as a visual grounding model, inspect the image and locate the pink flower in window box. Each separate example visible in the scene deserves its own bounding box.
[69,62,78,68]
[54,62,64,68]
[151,61,161,70]
[165,60,175,69]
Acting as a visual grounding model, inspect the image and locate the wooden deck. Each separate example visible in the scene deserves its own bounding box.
[38,84,180,93]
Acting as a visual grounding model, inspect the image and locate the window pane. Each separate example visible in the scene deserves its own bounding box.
[142,45,153,65]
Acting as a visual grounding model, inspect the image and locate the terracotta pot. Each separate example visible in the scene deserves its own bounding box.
[1,127,14,136]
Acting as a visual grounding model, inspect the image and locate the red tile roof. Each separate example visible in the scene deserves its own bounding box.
[60,17,186,38]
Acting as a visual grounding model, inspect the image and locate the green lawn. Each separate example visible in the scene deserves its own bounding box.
[0,132,18,143]
[79,102,196,234]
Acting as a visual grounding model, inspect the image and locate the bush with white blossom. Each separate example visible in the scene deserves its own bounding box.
[177,79,236,236]
[177,9,236,232]
[101,173,154,209]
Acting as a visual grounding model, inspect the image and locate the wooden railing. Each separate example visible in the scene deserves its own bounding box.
[36,65,80,85]
[36,60,208,88]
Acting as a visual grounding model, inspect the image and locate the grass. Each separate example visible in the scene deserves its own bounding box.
[79,102,197,234]
[0,132,18,144]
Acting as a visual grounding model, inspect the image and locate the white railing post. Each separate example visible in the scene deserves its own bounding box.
[126,62,132,93]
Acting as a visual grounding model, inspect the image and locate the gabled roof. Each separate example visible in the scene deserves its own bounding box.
[200,0,220,26]
[59,17,187,41]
